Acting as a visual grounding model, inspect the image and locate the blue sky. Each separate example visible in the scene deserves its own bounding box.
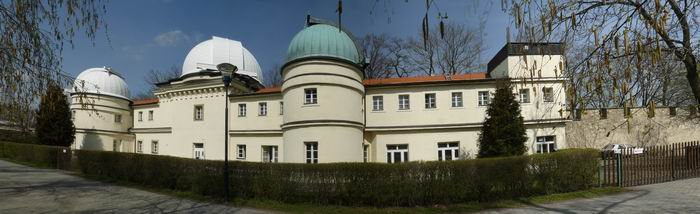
[61,0,513,96]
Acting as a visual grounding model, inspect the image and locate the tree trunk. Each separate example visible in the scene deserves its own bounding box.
[685,60,700,105]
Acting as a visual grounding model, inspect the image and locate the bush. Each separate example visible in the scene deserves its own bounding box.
[75,148,600,206]
[0,141,70,168]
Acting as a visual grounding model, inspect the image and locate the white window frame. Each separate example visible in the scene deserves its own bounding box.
[386,144,408,163]
[262,145,278,163]
[114,114,122,123]
[238,104,246,117]
[258,102,267,116]
[137,140,143,153]
[519,88,530,103]
[194,105,204,121]
[280,101,284,115]
[304,88,318,104]
[424,93,436,109]
[543,87,554,102]
[437,142,460,161]
[305,142,318,164]
[372,96,383,111]
[398,94,410,110]
[536,136,557,153]
[478,91,490,106]
[151,141,159,154]
[237,144,246,160]
[193,143,205,160]
[363,144,369,162]
[148,110,154,121]
[451,92,463,107]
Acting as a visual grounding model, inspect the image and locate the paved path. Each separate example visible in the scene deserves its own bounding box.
[482,177,700,213]
[0,160,274,214]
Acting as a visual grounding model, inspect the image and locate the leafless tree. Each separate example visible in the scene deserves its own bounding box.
[264,64,283,87]
[0,1,108,124]
[407,22,484,76]
[134,66,180,99]
[506,0,700,107]
[358,34,392,79]
[386,37,411,78]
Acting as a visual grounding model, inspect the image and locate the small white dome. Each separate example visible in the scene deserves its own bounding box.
[73,67,130,100]
[181,36,263,83]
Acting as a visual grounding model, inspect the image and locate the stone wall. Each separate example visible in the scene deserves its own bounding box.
[566,107,700,149]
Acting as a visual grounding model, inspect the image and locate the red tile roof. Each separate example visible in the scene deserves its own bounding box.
[132,98,159,106]
[248,73,488,94]
[362,72,487,86]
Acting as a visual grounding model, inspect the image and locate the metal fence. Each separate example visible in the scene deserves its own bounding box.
[601,141,700,187]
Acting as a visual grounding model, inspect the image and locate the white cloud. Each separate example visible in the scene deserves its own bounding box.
[154,30,190,47]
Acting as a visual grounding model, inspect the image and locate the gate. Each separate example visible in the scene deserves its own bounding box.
[601,141,700,187]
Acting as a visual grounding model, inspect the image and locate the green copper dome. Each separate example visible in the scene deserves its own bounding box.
[286,24,361,64]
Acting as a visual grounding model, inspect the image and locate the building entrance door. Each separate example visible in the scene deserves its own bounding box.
[194,143,205,159]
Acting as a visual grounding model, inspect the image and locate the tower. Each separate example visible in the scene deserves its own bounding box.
[281,17,365,163]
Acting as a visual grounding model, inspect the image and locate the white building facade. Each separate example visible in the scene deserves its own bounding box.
[71,17,569,163]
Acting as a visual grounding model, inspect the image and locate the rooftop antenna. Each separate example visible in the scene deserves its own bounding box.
[336,0,343,33]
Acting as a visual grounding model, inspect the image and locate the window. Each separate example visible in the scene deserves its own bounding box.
[114,114,122,123]
[386,144,408,163]
[451,92,463,107]
[519,89,530,103]
[280,101,284,115]
[193,143,205,160]
[137,141,143,153]
[305,142,318,164]
[600,108,608,119]
[543,87,554,102]
[194,105,204,121]
[478,91,490,106]
[148,110,154,121]
[238,104,247,117]
[437,142,459,161]
[72,110,76,120]
[304,88,317,104]
[237,145,246,159]
[138,111,143,122]
[112,140,121,152]
[262,146,278,163]
[363,144,369,162]
[535,136,556,153]
[259,102,267,116]
[151,141,159,154]
[398,94,410,110]
[372,96,384,111]
[424,93,436,109]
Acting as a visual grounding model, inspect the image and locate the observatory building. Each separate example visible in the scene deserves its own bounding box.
[71,17,568,163]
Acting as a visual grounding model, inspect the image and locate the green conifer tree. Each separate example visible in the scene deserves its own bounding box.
[35,82,75,146]
[478,81,528,158]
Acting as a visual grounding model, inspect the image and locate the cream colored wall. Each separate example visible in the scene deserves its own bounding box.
[71,94,133,151]
[491,55,564,79]
[366,80,567,129]
[369,129,481,162]
[134,133,174,156]
[133,104,171,129]
[230,94,283,131]
[281,60,365,163]
[366,83,494,128]
[229,134,283,162]
[284,126,363,163]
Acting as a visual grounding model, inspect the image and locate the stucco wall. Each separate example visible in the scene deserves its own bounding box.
[566,107,700,149]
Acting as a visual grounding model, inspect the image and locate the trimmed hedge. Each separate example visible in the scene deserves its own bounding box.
[0,141,70,168]
[76,148,599,206]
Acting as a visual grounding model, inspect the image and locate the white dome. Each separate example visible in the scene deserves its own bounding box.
[182,36,263,83]
[73,67,130,100]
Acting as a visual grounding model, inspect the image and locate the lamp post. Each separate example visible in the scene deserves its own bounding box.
[217,63,237,202]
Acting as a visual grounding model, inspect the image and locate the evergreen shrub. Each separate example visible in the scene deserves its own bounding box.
[0,141,68,168]
[75,148,599,206]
